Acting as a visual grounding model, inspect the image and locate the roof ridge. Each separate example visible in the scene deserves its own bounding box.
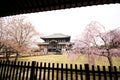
[41,33,70,38]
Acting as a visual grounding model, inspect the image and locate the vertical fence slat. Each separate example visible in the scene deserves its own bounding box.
[114,66,118,80]
[47,63,50,80]
[22,61,27,80]
[35,62,39,80]
[52,63,55,80]
[0,60,4,79]
[30,61,36,80]
[108,66,112,80]
[6,61,10,80]
[61,64,63,80]
[70,64,73,80]
[85,64,90,80]
[11,61,17,80]
[97,66,101,80]
[0,60,3,79]
[75,64,78,80]
[18,61,23,80]
[43,63,46,80]
[39,62,42,80]
[65,64,68,80]
[26,62,30,80]
[15,61,20,80]
[56,63,59,80]
[3,61,7,79]
[9,61,14,80]
[80,65,83,80]
[92,65,95,80]
[103,66,107,80]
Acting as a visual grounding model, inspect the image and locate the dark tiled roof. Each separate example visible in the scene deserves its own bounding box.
[38,42,49,46]
[38,42,70,45]
[0,0,120,17]
[41,33,70,39]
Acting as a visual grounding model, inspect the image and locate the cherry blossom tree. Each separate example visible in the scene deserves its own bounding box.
[68,21,120,67]
[81,21,120,67]
[0,16,39,61]
[0,17,18,61]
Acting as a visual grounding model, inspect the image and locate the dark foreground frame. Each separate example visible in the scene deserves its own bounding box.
[0,0,120,17]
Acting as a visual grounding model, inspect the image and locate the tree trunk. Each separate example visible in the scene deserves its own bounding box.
[15,52,19,62]
[107,49,113,70]
[88,52,95,65]
[6,52,10,62]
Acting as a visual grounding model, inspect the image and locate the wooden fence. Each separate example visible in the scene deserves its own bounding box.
[0,60,120,80]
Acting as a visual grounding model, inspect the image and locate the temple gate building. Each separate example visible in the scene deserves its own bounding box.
[38,33,72,53]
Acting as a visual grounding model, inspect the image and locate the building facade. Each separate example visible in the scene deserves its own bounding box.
[38,33,71,53]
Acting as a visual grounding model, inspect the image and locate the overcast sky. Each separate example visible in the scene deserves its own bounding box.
[24,3,120,41]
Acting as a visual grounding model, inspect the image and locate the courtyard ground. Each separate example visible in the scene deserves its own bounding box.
[13,53,120,67]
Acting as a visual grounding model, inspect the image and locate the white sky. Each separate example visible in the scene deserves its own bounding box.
[23,3,120,41]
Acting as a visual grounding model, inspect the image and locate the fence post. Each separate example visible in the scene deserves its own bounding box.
[70,64,73,80]
[85,64,90,80]
[114,66,118,80]
[80,65,83,80]
[30,61,36,80]
[56,63,59,80]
